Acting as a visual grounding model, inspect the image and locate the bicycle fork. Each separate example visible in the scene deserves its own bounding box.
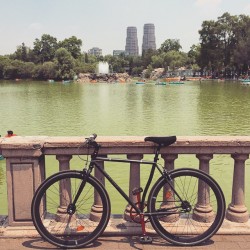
[66,168,91,215]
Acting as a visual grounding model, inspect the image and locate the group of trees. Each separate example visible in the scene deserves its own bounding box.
[198,12,250,77]
[0,35,85,80]
[0,12,249,80]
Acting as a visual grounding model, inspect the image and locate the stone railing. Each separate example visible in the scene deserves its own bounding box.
[1,136,250,226]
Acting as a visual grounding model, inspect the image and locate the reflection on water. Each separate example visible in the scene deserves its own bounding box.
[197,81,250,135]
[1,80,250,214]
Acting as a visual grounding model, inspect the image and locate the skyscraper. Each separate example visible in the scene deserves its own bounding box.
[125,27,139,56]
[142,23,156,52]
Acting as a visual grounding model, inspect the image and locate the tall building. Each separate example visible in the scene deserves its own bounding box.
[142,23,156,52]
[88,47,102,56]
[125,27,139,56]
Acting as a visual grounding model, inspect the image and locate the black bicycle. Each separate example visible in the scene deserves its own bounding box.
[31,134,225,249]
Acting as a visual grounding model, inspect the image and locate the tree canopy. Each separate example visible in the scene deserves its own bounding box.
[198,12,250,75]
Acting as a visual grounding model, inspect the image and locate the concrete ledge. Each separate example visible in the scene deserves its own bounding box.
[2,135,250,155]
[2,216,250,238]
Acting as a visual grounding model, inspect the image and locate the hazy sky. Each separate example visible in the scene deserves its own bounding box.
[0,0,249,55]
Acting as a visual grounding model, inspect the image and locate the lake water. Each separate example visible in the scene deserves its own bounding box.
[1,79,250,214]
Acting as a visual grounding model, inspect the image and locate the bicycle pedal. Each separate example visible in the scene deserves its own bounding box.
[132,187,143,195]
[139,235,153,244]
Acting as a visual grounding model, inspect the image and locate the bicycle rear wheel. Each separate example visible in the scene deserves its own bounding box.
[148,168,225,246]
[31,170,110,249]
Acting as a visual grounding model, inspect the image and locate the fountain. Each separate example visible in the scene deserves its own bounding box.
[96,62,109,74]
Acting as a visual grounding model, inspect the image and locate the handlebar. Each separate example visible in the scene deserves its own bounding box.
[85,134,98,147]
[88,133,97,141]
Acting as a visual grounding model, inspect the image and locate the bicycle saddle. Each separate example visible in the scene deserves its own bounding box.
[144,136,176,146]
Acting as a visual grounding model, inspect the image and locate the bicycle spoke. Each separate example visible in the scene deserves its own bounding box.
[148,169,225,246]
[32,172,110,248]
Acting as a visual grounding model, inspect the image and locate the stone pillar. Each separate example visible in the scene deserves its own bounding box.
[56,155,72,172]
[226,154,249,223]
[160,154,178,222]
[5,152,45,226]
[124,154,143,221]
[90,155,106,222]
[193,154,214,222]
[55,155,73,222]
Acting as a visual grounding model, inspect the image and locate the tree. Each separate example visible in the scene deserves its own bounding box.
[188,44,200,64]
[111,57,128,73]
[58,36,82,59]
[163,51,188,71]
[234,25,250,73]
[42,62,58,79]
[198,13,250,75]
[33,34,58,63]
[144,64,153,78]
[11,43,29,61]
[141,49,157,68]
[131,66,143,76]
[159,39,182,53]
[151,54,164,68]
[54,48,75,80]
[20,62,35,78]
[3,60,30,79]
[0,56,11,79]
[198,20,223,72]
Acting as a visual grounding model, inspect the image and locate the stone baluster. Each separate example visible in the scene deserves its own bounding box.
[193,154,214,222]
[57,155,72,172]
[226,154,249,223]
[160,154,178,222]
[90,155,106,221]
[124,154,143,221]
[56,155,72,222]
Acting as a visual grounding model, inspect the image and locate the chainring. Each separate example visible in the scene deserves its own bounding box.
[129,202,148,223]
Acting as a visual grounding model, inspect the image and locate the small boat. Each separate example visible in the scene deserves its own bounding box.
[155,82,166,85]
[165,77,180,82]
[62,80,71,84]
[136,82,145,85]
[169,81,184,85]
[240,79,250,83]
[48,79,55,83]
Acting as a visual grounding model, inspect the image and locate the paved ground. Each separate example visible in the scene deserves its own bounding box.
[1,235,250,250]
[2,216,250,249]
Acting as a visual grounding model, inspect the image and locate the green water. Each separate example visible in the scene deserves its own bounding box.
[1,80,250,214]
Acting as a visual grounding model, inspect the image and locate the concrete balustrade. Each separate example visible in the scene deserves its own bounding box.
[1,136,250,227]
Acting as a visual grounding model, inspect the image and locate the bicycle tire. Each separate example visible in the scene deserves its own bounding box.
[148,168,225,246]
[31,170,110,249]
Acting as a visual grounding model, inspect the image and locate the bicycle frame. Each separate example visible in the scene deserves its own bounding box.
[92,156,161,215]
[83,142,182,216]
[77,142,185,217]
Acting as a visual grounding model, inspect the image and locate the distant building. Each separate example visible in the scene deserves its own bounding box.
[113,50,129,57]
[88,47,102,56]
[142,23,156,52]
[125,27,139,56]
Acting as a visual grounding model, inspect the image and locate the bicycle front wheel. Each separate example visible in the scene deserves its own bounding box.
[148,168,225,246]
[31,171,110,249]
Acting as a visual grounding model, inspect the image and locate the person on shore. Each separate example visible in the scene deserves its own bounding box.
[5,130,17,137]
